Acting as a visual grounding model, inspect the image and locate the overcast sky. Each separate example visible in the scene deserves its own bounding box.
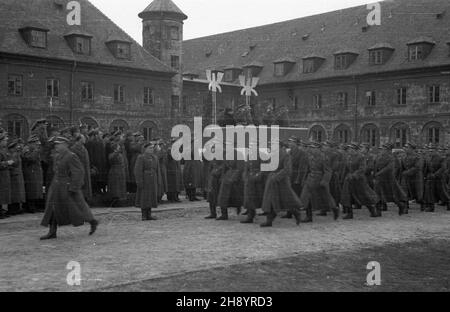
[89,0,375,42]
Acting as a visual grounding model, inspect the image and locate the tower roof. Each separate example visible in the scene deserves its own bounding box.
[139,0,187,20]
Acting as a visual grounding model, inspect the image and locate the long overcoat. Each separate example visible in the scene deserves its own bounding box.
[217,151,245,209]
[207,160,224,208]
[41,149,94,227]
[166,151,183,193]
[85,137,107,185]
[9,151,26,204]
[401,152,424,202]
[134,153,159,209]
[0,149,12,205]
[423,152,450,205]
[71,141,92,201]
[107,151,127,200]
[243,158,266,211]
[374,152,408,204]
[262,148,302,213]
[22,146,44,200]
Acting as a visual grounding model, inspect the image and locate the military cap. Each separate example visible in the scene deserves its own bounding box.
[31,119,48,131]
[347,143,360,150]
[404,142,417,149]
[27,135,41,144]
[7,139,19,149]
[53,136,70,144]
[143,141,155,149]
[133,132,142,137]
[309,142,322,149]
[381,142,394,150]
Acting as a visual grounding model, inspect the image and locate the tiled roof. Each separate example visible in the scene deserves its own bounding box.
[183,0,450,86]
[0,0,174,74]
[139,0,187,20]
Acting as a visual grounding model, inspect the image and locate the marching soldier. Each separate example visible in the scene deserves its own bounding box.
[134,141,160,221]
[423,144,450,212]
[22,135,44,214]
[260,140,302,227]
[320,140,343,218]
[401,143,424,211]
[40,136,98,240]
[7,139,26,216]
[373,143,409,216]
[298,142,338,223]
[216,141,245,221]
[0,133,13,219]
[341,143,379,219]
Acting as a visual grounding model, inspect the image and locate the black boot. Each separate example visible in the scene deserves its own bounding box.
[300,208,313,223]
[332,207,340,221]
[89,219,99,235]
[241,209,256,224]
[343,206,353,220]
[420,203,425,212]
[0,208,6,219]
[40,221,57,240]
[292,210,302,226]
[382,203,388,211]
[369,205,379,218]
[205,205,217,219]
[147,209,157,221]
[260,211,276,227]
[398,202,407,216]
[216,208,228,221]
[142,209,149,221]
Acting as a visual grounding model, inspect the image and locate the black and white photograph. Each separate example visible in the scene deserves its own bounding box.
[0,0,450,297]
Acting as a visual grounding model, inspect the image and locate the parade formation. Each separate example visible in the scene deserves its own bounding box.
[1,114,449,240]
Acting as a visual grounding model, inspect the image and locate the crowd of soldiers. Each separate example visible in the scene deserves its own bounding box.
[1,118,450,232]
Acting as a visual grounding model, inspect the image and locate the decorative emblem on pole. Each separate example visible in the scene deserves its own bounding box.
[206,70,223,125]
[239,75,259,97]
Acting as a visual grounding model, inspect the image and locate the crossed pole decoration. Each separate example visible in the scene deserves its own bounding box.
[239,75,259,110]
[206,70,223,125]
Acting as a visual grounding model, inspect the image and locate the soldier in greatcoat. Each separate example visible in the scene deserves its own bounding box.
[134,141,160,221]
[340,143,379,219]
[107,143,127,206]
[0,133,13,219]
[7,139,26,215]
[40,136,98,240]
[373,143,409,216]
[127,133,144,195]
[205,156,224,219]
[216,142,246,221]
[22,135,44,213]
[401,143,424,211]
[166,138,183,203]
[260,141,302,227]
[298,142,338,223]
[85,129,107,195]
[70,133,92,202]
[319,141,343,218]
[183,148,203,202]
[423,144,450,212]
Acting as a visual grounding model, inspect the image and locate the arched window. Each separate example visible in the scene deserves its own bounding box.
[333,124,352,144]
[309,125,327,143]
[390,122,410,148]
[110,119,129,133]
[360,123,380,147]
[3,114,29,139]
[423,121,443,145]
[80,117,99,131]
[140,121,158,141]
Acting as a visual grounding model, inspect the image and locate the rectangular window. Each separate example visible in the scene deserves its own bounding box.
[170,26,179,40]
[337,130,350,144]
[335,55,348,70]
[429,127,440,144]
[369,50,383,65]
[116,43,130,59]
[30,30,47,48]
[336,92,348,108]
[394,128,407,148]
[366,91,376,106]
[143,87,153,106]
[396,87,407,105]
[81,81,94,101]
[428,85,440,103]
[171,55,180,70]
[7,75,23,96]
[409,45,424,61]
[74,37,91,55]
[313,94,322,109]
[46,79,59,98]
[303,59,315,73]
[224,70,234,82]
[274,63,285,76]
[114,85,125,103]
[7,120,23,139]
[182,95,188,114]
[143,127,152,141]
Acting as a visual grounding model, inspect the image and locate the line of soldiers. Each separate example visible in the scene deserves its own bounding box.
[203,136,450,227]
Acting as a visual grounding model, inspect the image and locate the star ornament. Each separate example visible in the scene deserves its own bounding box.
[239,75,259,97]
[206,70,223,93]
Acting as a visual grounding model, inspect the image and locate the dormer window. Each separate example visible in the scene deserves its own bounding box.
[407,37,435,61]
[273,58,295,77]
[368,43,394,65]
[223,66,242,82]
[19,24,49,49]
[64,30,93,55]
[302,55,325,73]
[334,50,359,70]
[243,61,263,78]
[106,38,132,60]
